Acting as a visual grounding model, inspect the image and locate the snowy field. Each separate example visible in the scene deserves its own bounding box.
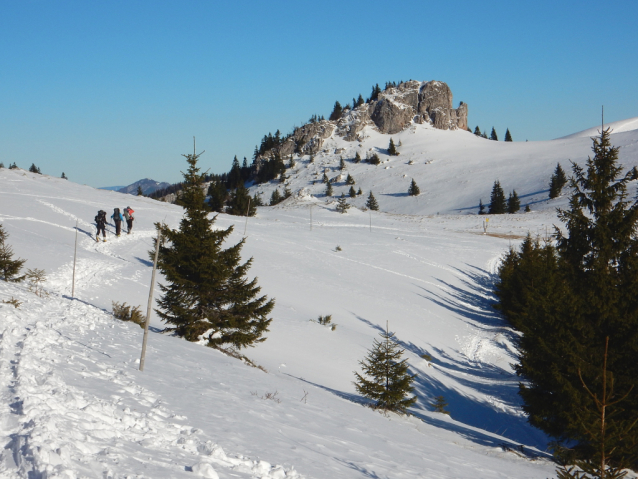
[1,118,638,478]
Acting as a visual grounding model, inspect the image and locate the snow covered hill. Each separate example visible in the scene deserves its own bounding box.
[1,119,638,478]
[248,117,638,217]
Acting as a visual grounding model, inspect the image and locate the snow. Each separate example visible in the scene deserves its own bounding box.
[2,119,638,478]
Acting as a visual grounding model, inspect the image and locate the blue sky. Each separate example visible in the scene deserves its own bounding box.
[1,0,637,187]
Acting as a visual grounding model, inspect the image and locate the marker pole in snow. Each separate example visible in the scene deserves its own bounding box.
[140,228,161,372]
[72,219,78,298]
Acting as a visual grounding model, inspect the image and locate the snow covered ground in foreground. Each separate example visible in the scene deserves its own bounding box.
[1,119,638,478]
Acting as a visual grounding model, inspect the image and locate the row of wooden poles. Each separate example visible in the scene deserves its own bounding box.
[71,219,161,373]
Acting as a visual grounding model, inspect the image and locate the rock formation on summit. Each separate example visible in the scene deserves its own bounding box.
[256,80,467,161]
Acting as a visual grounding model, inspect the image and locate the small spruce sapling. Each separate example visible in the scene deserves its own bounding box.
[336,193,350,213]
[0,224,26,282]
[325,182,333,197]
[346,173,355,185]
[366,192,379,211]
[353,325,417,413]
[490,127,498,141]
[478,199,485,215]
[339,157,346,170]
[354,152,362,163]
[369,153,381,165]
[357,187,362,196]
[349,186,356,198]
[507,190,520,213]
[388,138,399,156]
[431,395,450,414]
[504,128,513,142]
[61,172,68,179]
[408,179,420,196]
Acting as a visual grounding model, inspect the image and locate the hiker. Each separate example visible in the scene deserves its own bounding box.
[111,207,124,236]
[95,210,107,242]
[123,206,135,234]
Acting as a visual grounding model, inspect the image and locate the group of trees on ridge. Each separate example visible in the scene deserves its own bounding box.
[1,161,67,179]
[473,126,513,141]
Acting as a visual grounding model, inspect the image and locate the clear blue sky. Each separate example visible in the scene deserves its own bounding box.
[1,0,637,187]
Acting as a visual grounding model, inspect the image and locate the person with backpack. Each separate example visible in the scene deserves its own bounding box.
[111,207,124,236]
[95,210,107,242]
[123,206,135,234]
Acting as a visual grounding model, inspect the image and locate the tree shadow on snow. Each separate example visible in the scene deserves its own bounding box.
[134,256,153,267]
[353,266,551,452]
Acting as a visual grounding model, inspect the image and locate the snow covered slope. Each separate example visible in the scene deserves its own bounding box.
[1,119,638,478]
[249,119,638,217]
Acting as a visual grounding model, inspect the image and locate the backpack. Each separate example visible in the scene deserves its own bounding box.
[95,210,106,224]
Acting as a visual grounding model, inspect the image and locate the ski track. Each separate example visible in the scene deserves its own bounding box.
[0,287,304,479]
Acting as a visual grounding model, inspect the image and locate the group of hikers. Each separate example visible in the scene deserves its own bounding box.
[94,207,134,242]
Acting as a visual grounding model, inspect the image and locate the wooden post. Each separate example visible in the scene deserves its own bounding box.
[72,219,78,298]
[244,197,251,236]
[140,228,162,372]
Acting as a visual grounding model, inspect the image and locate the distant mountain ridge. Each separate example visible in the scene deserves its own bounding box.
[116,178,171,195]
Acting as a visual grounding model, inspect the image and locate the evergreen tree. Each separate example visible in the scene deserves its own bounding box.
[0,224,26,282]
[481,130,488,139]
[524,204,531,212]
[490,127,498,141]
[0,162,4,168]
[346,173,355,185]
[357,187,362,196]
[29,163,41,174]
[474,126,481,136]
[207,181,228,212]
[9,162,18,169]
[354,152,362,163]
[227,156,242,189]
[366,191,379,211]
[269,189,282,206]
[368,84,381,102]
[507,190,520,213]
[489,180,507,214]
[252,193,263,207]
[322,172,329,183]
[504,128,513,142]
[329,101,343,121]
[478,199,485,215]
[289,155,295,169]
[153,147,274,349]
[431,396,450,414]
[349,186,357,198]
[339,156,346,170]
[137,185,143,196]
[408,179,420,196]
[226,184,256,217]
[549,162,568,199]
[325,181,333,197]
[496,130,638,468]
[61,172,67,179]
[369,153,381,165]
[388,138,399,156]
[353,327,417,413]
[336,193,350,214]
[283,186,292,199]
[356,94,365,107]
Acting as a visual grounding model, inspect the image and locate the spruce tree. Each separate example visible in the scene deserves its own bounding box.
[29,163,41,174]
[549,162,568,199]
[369,153,381,165]
[349,186,356,198]
[0,224,26,282]
[9,162,17,169]
[269,189,282,206]
[488,180,506,214]
[474,126,481,136]
[346,173,355,185]
[366,192,379,211]
[357,187,362,196]
[408,179,420,196]
[208,181,228,212]
[507,190,520,213]
[339,156,346,170]
[283,186,292,199]
[329,101,343,121]
[478,199,485,215]
[325,181,333,197]
[153,147,274,349]
[226,184,256,217]
[227,156,242,189]
[504,128,513,142]
[495,129,638,468]
[61,172,67,179]
[354,152,362,163]
[353,326,417,413]
[336,193,350,214]
[137,185,143,196]
[0,162,4,168]
[322,172,329,183]
[490,127,498,141]
[388,138,399,156]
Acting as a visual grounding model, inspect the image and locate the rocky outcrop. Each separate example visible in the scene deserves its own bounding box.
[333,80,468,138]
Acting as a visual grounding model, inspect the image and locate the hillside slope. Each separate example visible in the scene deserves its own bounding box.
[1,119,637,478]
